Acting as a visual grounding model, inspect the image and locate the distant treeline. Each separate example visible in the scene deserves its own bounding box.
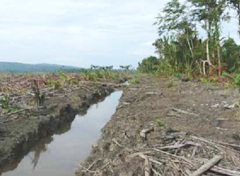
[0,62,81,73]
[0,62,134,73]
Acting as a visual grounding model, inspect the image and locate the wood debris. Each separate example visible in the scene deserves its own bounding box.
[79,130,240,176]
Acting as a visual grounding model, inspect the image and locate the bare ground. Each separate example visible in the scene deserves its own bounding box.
[0,77,125,172]
[76,75,240,176]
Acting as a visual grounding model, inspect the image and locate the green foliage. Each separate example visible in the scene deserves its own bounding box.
[58,71,68,82]
[234,74,240,86]
[222,71,233,79]
[222,72,240,88]
[0,94,18,113]
[0,94,10,109]
[138,56,159,73]
[222,38,240,73]
[45,71,80,89]
[137,0,239,81]
[129,77,140,84]
[82,67,122,81]
[199,77,209,83]
[46,79,61,89]
[156,118,165,127]
[234,101,240,107]
[82,70,98,81]
[208,76,219,83]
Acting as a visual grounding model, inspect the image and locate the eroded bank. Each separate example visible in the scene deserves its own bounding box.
[0,83,124,174]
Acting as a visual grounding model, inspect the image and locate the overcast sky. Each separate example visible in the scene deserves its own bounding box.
[0,0,239,68]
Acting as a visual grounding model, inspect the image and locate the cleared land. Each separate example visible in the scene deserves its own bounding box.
[0,73,239,176]
[0,73,126,172]
[76,75,240,176]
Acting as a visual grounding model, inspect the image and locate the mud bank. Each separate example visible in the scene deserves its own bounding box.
[0,85,114,171]
[76,75,240,176]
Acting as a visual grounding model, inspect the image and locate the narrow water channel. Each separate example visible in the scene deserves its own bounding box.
[1,91,123,176]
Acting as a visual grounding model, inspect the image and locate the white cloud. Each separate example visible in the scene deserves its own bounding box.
[0,0,238,68]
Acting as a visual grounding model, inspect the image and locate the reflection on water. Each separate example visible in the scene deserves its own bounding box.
[1,91,122,176]
[32,138,50,168]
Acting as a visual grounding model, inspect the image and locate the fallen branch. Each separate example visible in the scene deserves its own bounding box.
[101,161,110,170]
[211,166,240,176]
[158,141,201,150]
[87,159,102,171]
[151,167,162,176]
[78,164,97,174]
[148,157,163,166]
[140,128,154,139]
[128,151,153,159]
[191,136,222,151]
[190,155,223,176]
[171,108,199,117]
[215,141,240,150]
[144,155,151,176]
[112,138,124,148]
[145,92,163,96]
[153,148,193,166]
[79,159,102,173]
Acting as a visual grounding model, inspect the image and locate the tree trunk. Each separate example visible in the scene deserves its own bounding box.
[201,39,215,75]
[217,42,221,76]
[187,38,194,60]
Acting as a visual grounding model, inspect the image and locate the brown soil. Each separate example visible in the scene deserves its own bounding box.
[0,78,125,171]
[76,75,240,176]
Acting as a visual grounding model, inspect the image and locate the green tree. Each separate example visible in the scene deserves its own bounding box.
[154,0,204,74]
[221,37,240,72]
[138,56,159,73]
[228,0,240,34]
[146,0,240,77]
[189,0,229,75]
[120,65,132,71]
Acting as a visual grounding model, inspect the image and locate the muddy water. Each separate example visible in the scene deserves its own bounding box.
[1,91,122,176]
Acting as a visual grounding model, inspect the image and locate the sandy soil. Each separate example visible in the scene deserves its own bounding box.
[76,75,240,176]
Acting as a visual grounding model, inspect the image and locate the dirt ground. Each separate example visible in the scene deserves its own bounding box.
[76,75,240,176]
[0,75,125,172]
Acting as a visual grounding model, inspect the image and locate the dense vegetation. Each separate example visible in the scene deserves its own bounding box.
[138,0,240,83]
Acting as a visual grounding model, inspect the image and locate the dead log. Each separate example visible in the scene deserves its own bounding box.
[211,166,240,176]
[158,141,201,150]
[144,155,151,176]
[171,108,199,117]
[190,155,223,176]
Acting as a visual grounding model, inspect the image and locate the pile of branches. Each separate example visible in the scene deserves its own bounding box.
[129,130,240,176]
[79,129,240,176]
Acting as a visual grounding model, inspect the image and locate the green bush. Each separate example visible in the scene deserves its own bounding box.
[156,118,165,127]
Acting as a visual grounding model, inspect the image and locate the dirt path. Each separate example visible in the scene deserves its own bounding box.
[76,75,240,176]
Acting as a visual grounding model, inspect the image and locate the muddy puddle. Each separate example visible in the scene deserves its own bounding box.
[1,91,123,176]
